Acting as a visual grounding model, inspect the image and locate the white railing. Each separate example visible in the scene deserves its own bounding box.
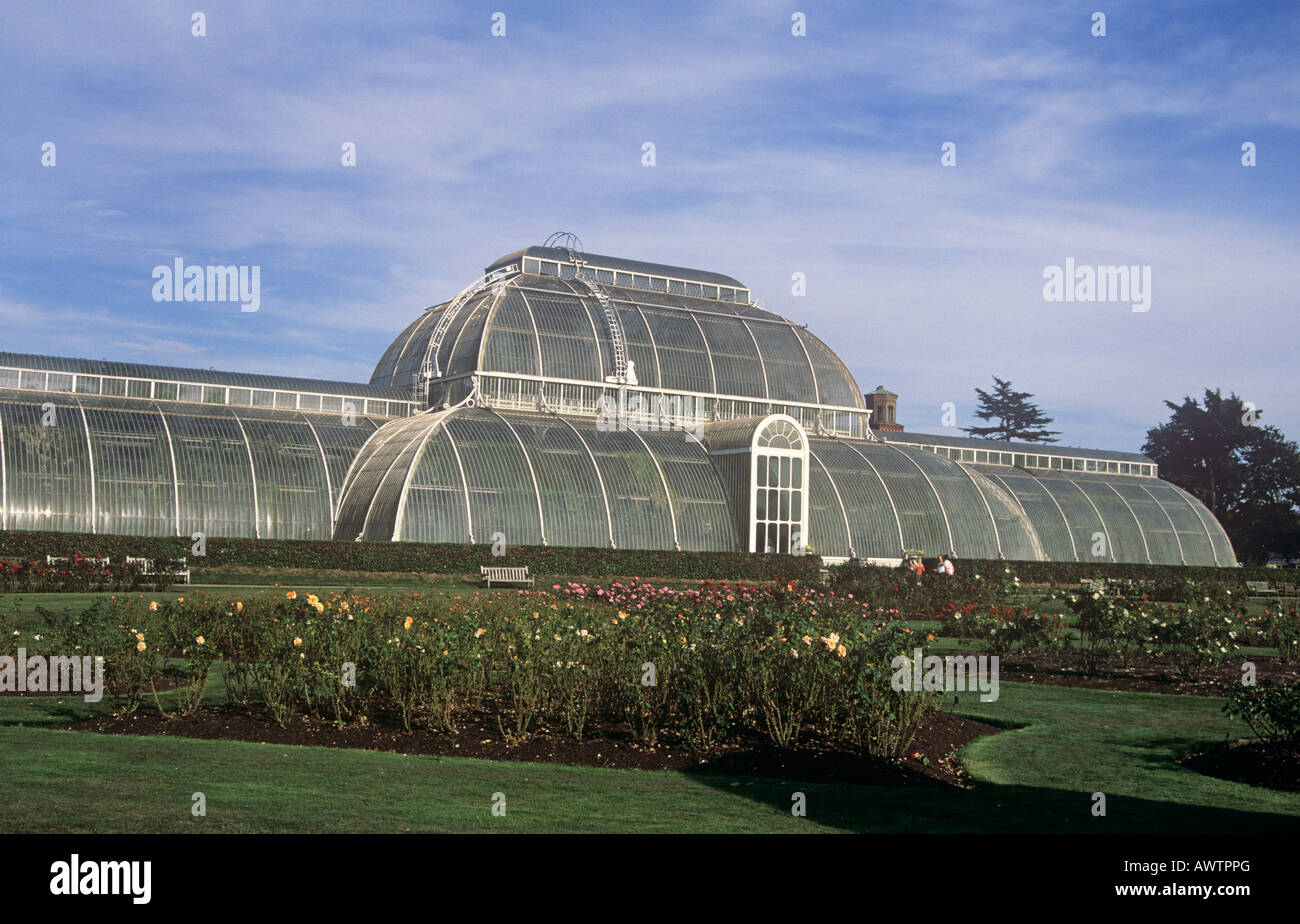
[417,264,520,405]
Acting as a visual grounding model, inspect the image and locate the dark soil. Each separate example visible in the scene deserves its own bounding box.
[1179,739,1300,793]
[0,673,188,697]
[972,649,1300,696]
[66,703,995,788]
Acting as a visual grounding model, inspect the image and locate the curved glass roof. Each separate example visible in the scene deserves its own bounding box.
[334,405,737,551]
[331,405,1234,566]
[370,267,866,412]
[0,389,383,540]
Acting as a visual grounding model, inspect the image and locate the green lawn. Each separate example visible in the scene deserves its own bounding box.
[3,584,1297,833]
[1,674,1297,833]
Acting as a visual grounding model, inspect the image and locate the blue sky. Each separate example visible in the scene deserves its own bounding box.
[2,0,1297,452]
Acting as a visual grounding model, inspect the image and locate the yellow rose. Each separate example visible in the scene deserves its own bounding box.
[293,637,303,647]
[136,641,147,652]
[196,636,205,646]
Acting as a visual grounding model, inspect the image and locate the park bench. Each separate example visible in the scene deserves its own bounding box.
[1246,581,1278,597]
[480,565,534,587]
[44,555,107,566]
[126,556,191,584]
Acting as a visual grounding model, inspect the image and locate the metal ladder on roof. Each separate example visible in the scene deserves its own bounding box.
[416,264,518,406]
[567,252,630,383]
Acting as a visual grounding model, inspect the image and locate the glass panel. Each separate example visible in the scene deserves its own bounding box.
[163,409,257,538]
[748,322,816,403]
[695,314,766,399]
[481,293,540,377]
[0,399,94,532]
[241,417,331,540]
[84,406,174,536]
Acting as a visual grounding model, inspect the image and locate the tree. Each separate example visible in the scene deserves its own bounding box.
[1142,389,1300,564]
[961,376,1061,443]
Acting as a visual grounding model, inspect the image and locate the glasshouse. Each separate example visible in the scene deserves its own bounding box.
[0,240,1236,565]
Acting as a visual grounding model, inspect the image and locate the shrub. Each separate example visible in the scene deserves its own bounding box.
[955,604,1067,660]
[46,580,937,762]
[1222,680,1300,746]
[1064,589,1141,675]
[41,598,161,714]
[1136,601,1243,681]
[1262,605,1300,664]
[0,556,171,594]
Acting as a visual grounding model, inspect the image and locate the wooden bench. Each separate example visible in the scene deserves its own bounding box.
[1246,581,1279,597]
[480,565,534,587]
[126,556,191,584]
[45,555,108,566]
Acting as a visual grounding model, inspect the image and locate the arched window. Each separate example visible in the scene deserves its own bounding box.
[751,416,809,554]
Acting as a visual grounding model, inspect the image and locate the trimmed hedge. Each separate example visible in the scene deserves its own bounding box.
[0,530,824,583]
[0,529,1276,586]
